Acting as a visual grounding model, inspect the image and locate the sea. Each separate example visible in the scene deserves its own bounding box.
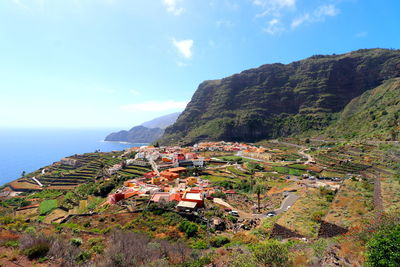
[0,128,146,186]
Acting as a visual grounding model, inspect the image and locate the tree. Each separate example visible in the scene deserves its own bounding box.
[253,184,267,213]
[21,171,26,177]
[366,224,400,267]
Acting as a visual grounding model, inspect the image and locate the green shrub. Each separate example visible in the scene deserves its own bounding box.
[91,244,105,254]
[211,191,226,199]
[251,240,289,267]
[366,224,400,267]
[24,243,50,260]
[210,236,230,248]
[191,239,208,249]
[76,251,91,263]
[71,238,82,247]
[2,240,19,248]
[179,221,199,238]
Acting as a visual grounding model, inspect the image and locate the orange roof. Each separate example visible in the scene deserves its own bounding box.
[168,167,187,173]
[169,193,182,202]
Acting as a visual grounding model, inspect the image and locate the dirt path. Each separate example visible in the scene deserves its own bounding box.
[373,173,384,215]
[299,149,315,164]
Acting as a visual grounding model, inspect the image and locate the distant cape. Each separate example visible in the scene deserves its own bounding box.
[105,112,181,143]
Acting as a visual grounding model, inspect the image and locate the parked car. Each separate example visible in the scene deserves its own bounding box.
[266,211,276,217]
[229,211,239,217]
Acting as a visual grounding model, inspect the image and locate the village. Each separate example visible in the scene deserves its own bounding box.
[104,141,345,221]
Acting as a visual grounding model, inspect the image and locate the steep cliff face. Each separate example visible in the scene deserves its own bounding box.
[160,49,400,145]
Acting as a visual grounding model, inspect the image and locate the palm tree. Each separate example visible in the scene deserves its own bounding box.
[253,183,266,213]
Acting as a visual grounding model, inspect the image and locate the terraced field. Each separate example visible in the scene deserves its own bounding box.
[117,165,151,177]
[313,150,371,174]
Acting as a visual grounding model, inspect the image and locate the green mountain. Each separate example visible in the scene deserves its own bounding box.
[160,49,400,145]
[323,78,400,140]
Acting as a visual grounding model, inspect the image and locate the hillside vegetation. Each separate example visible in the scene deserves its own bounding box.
[323,78,400,140]
[160,49,400,145]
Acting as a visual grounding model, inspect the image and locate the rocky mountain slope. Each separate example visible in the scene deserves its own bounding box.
[160,49,400,145]
[105,112,181,143]
[323,78,400,140]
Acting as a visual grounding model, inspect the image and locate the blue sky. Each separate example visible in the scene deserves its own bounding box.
[0,0,399,129]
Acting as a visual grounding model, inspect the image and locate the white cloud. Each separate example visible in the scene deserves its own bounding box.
[355,31,368,38]
[163,0,184,16]
[291,4,339,28]
[172,38,193,59]
[121,100,188,112]
[253,0,296,17]
[291,13,310,28]
[264,18,284,34]
[314,4,339,17]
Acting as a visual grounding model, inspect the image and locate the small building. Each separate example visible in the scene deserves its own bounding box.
[185,153,198,160]
[177,201,198,211]
[160,171,179,181]
[60,157,79,167]
[182,191,204,208]
[151,192,171,203]
[108,193,125,204]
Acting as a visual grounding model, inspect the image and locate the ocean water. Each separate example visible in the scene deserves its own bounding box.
[0,128,145,186]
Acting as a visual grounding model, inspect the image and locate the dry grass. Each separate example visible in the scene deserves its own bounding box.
[324,180,374,228]
[380,174,400,213]
[276,188,330,238]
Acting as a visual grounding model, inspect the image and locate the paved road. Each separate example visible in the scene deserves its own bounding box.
[274,193,299,215]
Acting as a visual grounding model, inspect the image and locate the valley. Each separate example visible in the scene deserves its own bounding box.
[1,138,399,266]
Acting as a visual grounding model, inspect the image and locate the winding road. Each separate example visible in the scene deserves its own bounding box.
[273,193,299,215]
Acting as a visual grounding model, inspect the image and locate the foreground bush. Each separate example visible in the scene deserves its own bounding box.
[366,224,400,267]
[179,221,199,238]
[20,234,50,260]
[210,236,230,248]
[102,230,192,266]
[20,234,82,266]
[251,239,290,267]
